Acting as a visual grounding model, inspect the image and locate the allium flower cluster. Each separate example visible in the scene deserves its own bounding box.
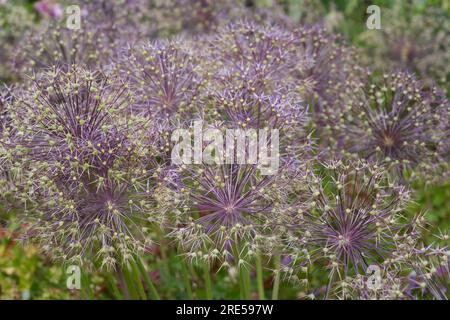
[0,1,36,82]
[347,234,449,300]
[360,7,450,86]
[117,40,204,120]
[283,160,412,294]
[0,0,448,299]
[12,67,158,268]
[206,21,311,153]
[16,0,151,76]
[290,25,350,105]
[168,162,303,266]
[328,72,446,180]
[209,21,295,95]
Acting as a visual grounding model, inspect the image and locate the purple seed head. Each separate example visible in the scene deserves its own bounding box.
[17,0,148,75]
[27,177,149,269]
[334,72,448,179]
[14,67,134,191]
[117,40,203,120]
[13,67,160,267]
[170,163,299,264]
[211,20,295,95]
[361,7,450,86]
[286,160,411,278]
[291,25,350,103]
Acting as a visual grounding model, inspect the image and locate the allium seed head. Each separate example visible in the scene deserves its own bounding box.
[334,72,448,180]
[285,160,411,281]
[360,7,450,86]
[170,163,299,265]
[117,40,203,120]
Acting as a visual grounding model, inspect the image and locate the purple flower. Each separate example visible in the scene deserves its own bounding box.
[207,21,311,155]
[335,72,447,178]
[15,67,133,190]
[18,1,148,74]
[407,245,450,300]
[210,21,295,96]
[117,40,203,120]
[170,163,299,263]
[13,67,160,267]
[286,160,411,277]
[28,177,148,268]
[34,1,63,19]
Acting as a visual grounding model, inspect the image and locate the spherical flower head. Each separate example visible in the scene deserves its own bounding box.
[117,40,203,120]
[210,20,296,95]
[360,7,450,86]
[13,67,161,268]
[336,72,447,180]
[207,20,312,155]
[286,159,411,281]
[291,25,360,106]
[169,163,296,265]
[17,24,114,74]
[407,244,450,300]
[14,66,134,192]
[27,177,151,269]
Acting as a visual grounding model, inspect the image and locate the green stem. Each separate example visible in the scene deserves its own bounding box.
[238,267,245,299]
[241,264,251,299]
[231,236,250,299]
[233,250,245,299]
[157,227,170,275]
[106,272,123,299]
[203,262,213,300]
[117,270,131,299]
[181,258,193,299]
[130,260,147,300]
[81,271,94,300]
[121,265,138,300]
[272,254,281,300]
[135,257,160,300]
[256,252,266,300]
